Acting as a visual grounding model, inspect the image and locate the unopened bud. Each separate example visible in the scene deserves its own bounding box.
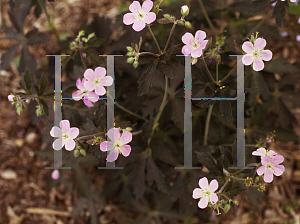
[245,177,253,187]
[177,21,185,26]
[80,149,86,156]
[8,94,16,102]
[36,105,44,116]
[257,183,265,192]
[125,127,132,132]
[51,169,60,180]
[127,57,134,63]
[185,21,192,28]
[191,57,198,65]
[126,46,133,52]
[127,52,134,56]
[70,42,76,50]
[163,14,170,18]
[16,107,23,115]
[74,149,80,157]
[133,60,139,68]
[224,204,230,213]
[181,5,189,17]
[233,199,239,205]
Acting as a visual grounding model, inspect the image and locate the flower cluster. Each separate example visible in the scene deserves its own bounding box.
[252,147,285,183]
[72,67,113,107]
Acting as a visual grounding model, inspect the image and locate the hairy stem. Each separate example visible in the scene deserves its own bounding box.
[202,55,216,84]
[147,76,169,147]
[163,23,176,53]
[203,104,214,145]
[147,25,162,54]
[198,0,217,37]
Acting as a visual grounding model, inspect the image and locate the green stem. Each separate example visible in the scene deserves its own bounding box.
[37,0,60,42]
[163,22,176,53]
[243,10,273,41]
[198,0,217,37]
[147,76,169,147]
[202,55,216,84]
[147,25,162,54]
[203,104,214,145]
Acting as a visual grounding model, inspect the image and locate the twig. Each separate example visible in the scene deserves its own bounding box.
[203,104,214,145]
[26,208,71,217]
[163,23,176,53]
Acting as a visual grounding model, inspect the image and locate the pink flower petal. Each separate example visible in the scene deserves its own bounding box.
[107,128,120,142]
[100,141,114,151]
[53,138,64,150]
[144,12,156,24]
[83,99,94,107]
[107,149,119,162]
[198,196,209,208]
[83,68,94,80]
[273,165,285,176]
[69,127,79,139]
[51,170,60,180]
[123,13,136,25]
[120,130,133,145]
[257,166,265,176]
[210,193,218,204]
[192,188,203,199]
[142,0,153,13]
[129,1,141,13]
[50,126,62,137]
[8,95,15,101]
[182,45,192,55]
[264,169,274,183]
[65,138,76,151]
[121,145,131,157]
[83,80,95,91]
[60,120,70,132]
[254,38,266,50]
[195,30,206,41]
[272,155,284,164]
[199,177,208,189]
[76,78,83,89]
[191,48,202,58]
[253,58,264,71]
[260,50,272,61]
[242,54,254,66]
[242,41,254,54]
[267,150,277,156]
[199,40,208,49]
[209,179,218,192]
[261,156,272,165]
[182,32,194,45]
[252,147,266,156]
[95,67,106,79]
[95,85,106,96]
[72,90,83,101]
[133,20,146,32]
[100,76,113,86]
[87,91,99,102]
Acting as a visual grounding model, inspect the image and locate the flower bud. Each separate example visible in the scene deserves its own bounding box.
[224,204,231,213]
[127,57,134,63]
[73,149,80,157]
[185,21,192,28]
[254,176,260,183]
[125,127,132,132]
[244,177,253,187]
[8,94,16,102]
[233,199,239,205]
[133,61,139,68]
[163,14,170,18]
[127,52,134,56]
[257,183,265,192]
[36,105,44,116]
[80,149,86,156]
[181,5,189,17]
[191,57,198,65]
[177,20,185,26]
[126,46,133,52]
[51,169,60,180]
[16,107,23,115]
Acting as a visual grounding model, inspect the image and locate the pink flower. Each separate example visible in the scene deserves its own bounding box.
[8,95,15,101]
[72,78,99,107]
[123,0,156,32]
[100,128,132,162]
[296,35,300,42]
[50,120,79,151]
[51,169,60,180]
[182,30,208,58]
[83,67,113,96]
[252,147,277,158]
[257,155,285,183]
[242,38,272,71]
[192,177,219,209]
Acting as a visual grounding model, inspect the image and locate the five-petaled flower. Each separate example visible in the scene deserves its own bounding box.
[72,78,99,107]
[123,0,156,32]
[257,155,285,183]
[50,120,79,151]
[100,128,132,162]
[83,67,113,96]
[192,177,219,209]
[182,30,208,59]
[242,38,272,71]
[252,147,277,158]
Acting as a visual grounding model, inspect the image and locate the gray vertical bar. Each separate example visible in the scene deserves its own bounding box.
[98,55,123,169]
[46,55,71,170]
[175,55,201,170]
